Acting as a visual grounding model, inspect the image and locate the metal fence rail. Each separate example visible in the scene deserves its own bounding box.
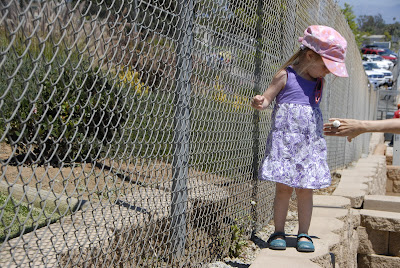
[0,0,376,267]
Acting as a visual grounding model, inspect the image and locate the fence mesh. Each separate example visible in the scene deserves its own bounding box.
[0,0,376,267]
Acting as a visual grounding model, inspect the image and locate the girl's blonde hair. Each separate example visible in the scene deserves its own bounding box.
[277,47,312,74]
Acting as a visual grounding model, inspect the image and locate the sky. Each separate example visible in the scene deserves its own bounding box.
[336,0,400,24]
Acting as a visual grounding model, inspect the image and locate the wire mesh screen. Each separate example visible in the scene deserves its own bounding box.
[0,0,376,267]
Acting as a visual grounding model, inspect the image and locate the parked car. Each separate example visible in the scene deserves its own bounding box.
[363,62,393,87]
[365,70,386,87]
[361,47,397,63]
[379,48,398,58]
[363,55,394,70]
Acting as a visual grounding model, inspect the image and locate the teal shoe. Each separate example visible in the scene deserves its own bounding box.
[267,232,286,250]
[297,233,315,252]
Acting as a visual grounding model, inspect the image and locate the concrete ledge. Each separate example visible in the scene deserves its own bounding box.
[360,209,400,232]
[369,133,385,155]
[332,155,387,208]
[373,143,387,155]
[0,180,85,214]
[364,195,400,213]
[313,194,350,208]
[332,188,366,208]
[249,251,322,268]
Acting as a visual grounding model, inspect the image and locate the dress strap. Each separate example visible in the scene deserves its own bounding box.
[315,77,324,104]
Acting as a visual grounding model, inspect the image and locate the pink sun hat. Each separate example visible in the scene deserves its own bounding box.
[298,25,348,77]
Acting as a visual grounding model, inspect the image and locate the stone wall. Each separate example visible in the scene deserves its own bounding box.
[355,143,400,268]
[387,166,400,194]
[357,195,400,268]
[332,155,387,208]
[331,138,400,268]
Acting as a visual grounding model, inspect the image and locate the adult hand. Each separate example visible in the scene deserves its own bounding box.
[323,118,365,142]
[251,95,267,111]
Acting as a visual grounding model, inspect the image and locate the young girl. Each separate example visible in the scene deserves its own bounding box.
[251,25,348,252]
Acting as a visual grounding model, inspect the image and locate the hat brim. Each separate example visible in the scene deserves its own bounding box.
[322,57,348,77]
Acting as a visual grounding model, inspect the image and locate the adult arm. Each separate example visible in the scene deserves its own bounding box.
[323,118,400,142]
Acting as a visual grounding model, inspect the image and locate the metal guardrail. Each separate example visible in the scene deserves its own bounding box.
[0,0,376,267]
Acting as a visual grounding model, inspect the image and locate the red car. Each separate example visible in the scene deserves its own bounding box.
[361,47,397,63]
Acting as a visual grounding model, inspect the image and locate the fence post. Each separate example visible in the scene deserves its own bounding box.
[170,0,194,259]
[394,135,400,165]
[251,0,263,237]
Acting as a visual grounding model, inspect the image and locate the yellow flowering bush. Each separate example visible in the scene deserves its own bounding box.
[212,76,248,111]
[118,68,149,95]
[213,75,226,103]
[233,95,247,110]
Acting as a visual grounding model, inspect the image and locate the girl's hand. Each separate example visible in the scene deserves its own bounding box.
[251,95,267,110]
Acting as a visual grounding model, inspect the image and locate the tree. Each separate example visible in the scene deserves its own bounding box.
[386,22,400,39]
[341,3,362,47]
[357,14,386,34]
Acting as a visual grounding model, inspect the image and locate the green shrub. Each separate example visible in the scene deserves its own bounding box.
[0,38,127,165]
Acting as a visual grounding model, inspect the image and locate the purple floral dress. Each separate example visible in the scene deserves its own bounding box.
[259,66,331,189]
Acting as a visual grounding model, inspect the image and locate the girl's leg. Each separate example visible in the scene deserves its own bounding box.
[295,188,313,241]
[274,183,293,234]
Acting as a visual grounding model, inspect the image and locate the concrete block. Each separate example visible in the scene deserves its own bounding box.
[313,194,350,208]
[352,161,380,168]
[393,180,400,193]
[350,228,360,264]
[309,217,344,237]
[387,146,394,157]
[364,195,400,213]
[350,208,361,227]
[387,155,393,166]
[357,155,385,164]
[369,133,385,154]
[312,207,348,219]
[332,188,366,208]
[351,164,379,172]
[335,181,369,190]
[361,209,400,232]
[249,251,321,268]
[336,175,372,184]
[387,165,400,181]
[341,169,376,178]
[387,179,394,193]
[0,180,83,214]
[357,226,388,255]
[358,253,400,268]
[373,143,387,155]
[389,232,400,257]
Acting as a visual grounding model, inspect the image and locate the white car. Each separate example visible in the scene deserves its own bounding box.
[363,62,393,86]
[365,70,385,87]
[363,55,394,70]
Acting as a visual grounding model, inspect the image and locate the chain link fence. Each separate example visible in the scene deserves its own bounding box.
[0,0,376,267]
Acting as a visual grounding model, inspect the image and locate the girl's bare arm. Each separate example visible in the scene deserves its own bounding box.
[250,70,287,111]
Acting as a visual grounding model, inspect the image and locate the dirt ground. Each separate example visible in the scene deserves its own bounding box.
[0,142,172,202]
[0,142,232,203]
